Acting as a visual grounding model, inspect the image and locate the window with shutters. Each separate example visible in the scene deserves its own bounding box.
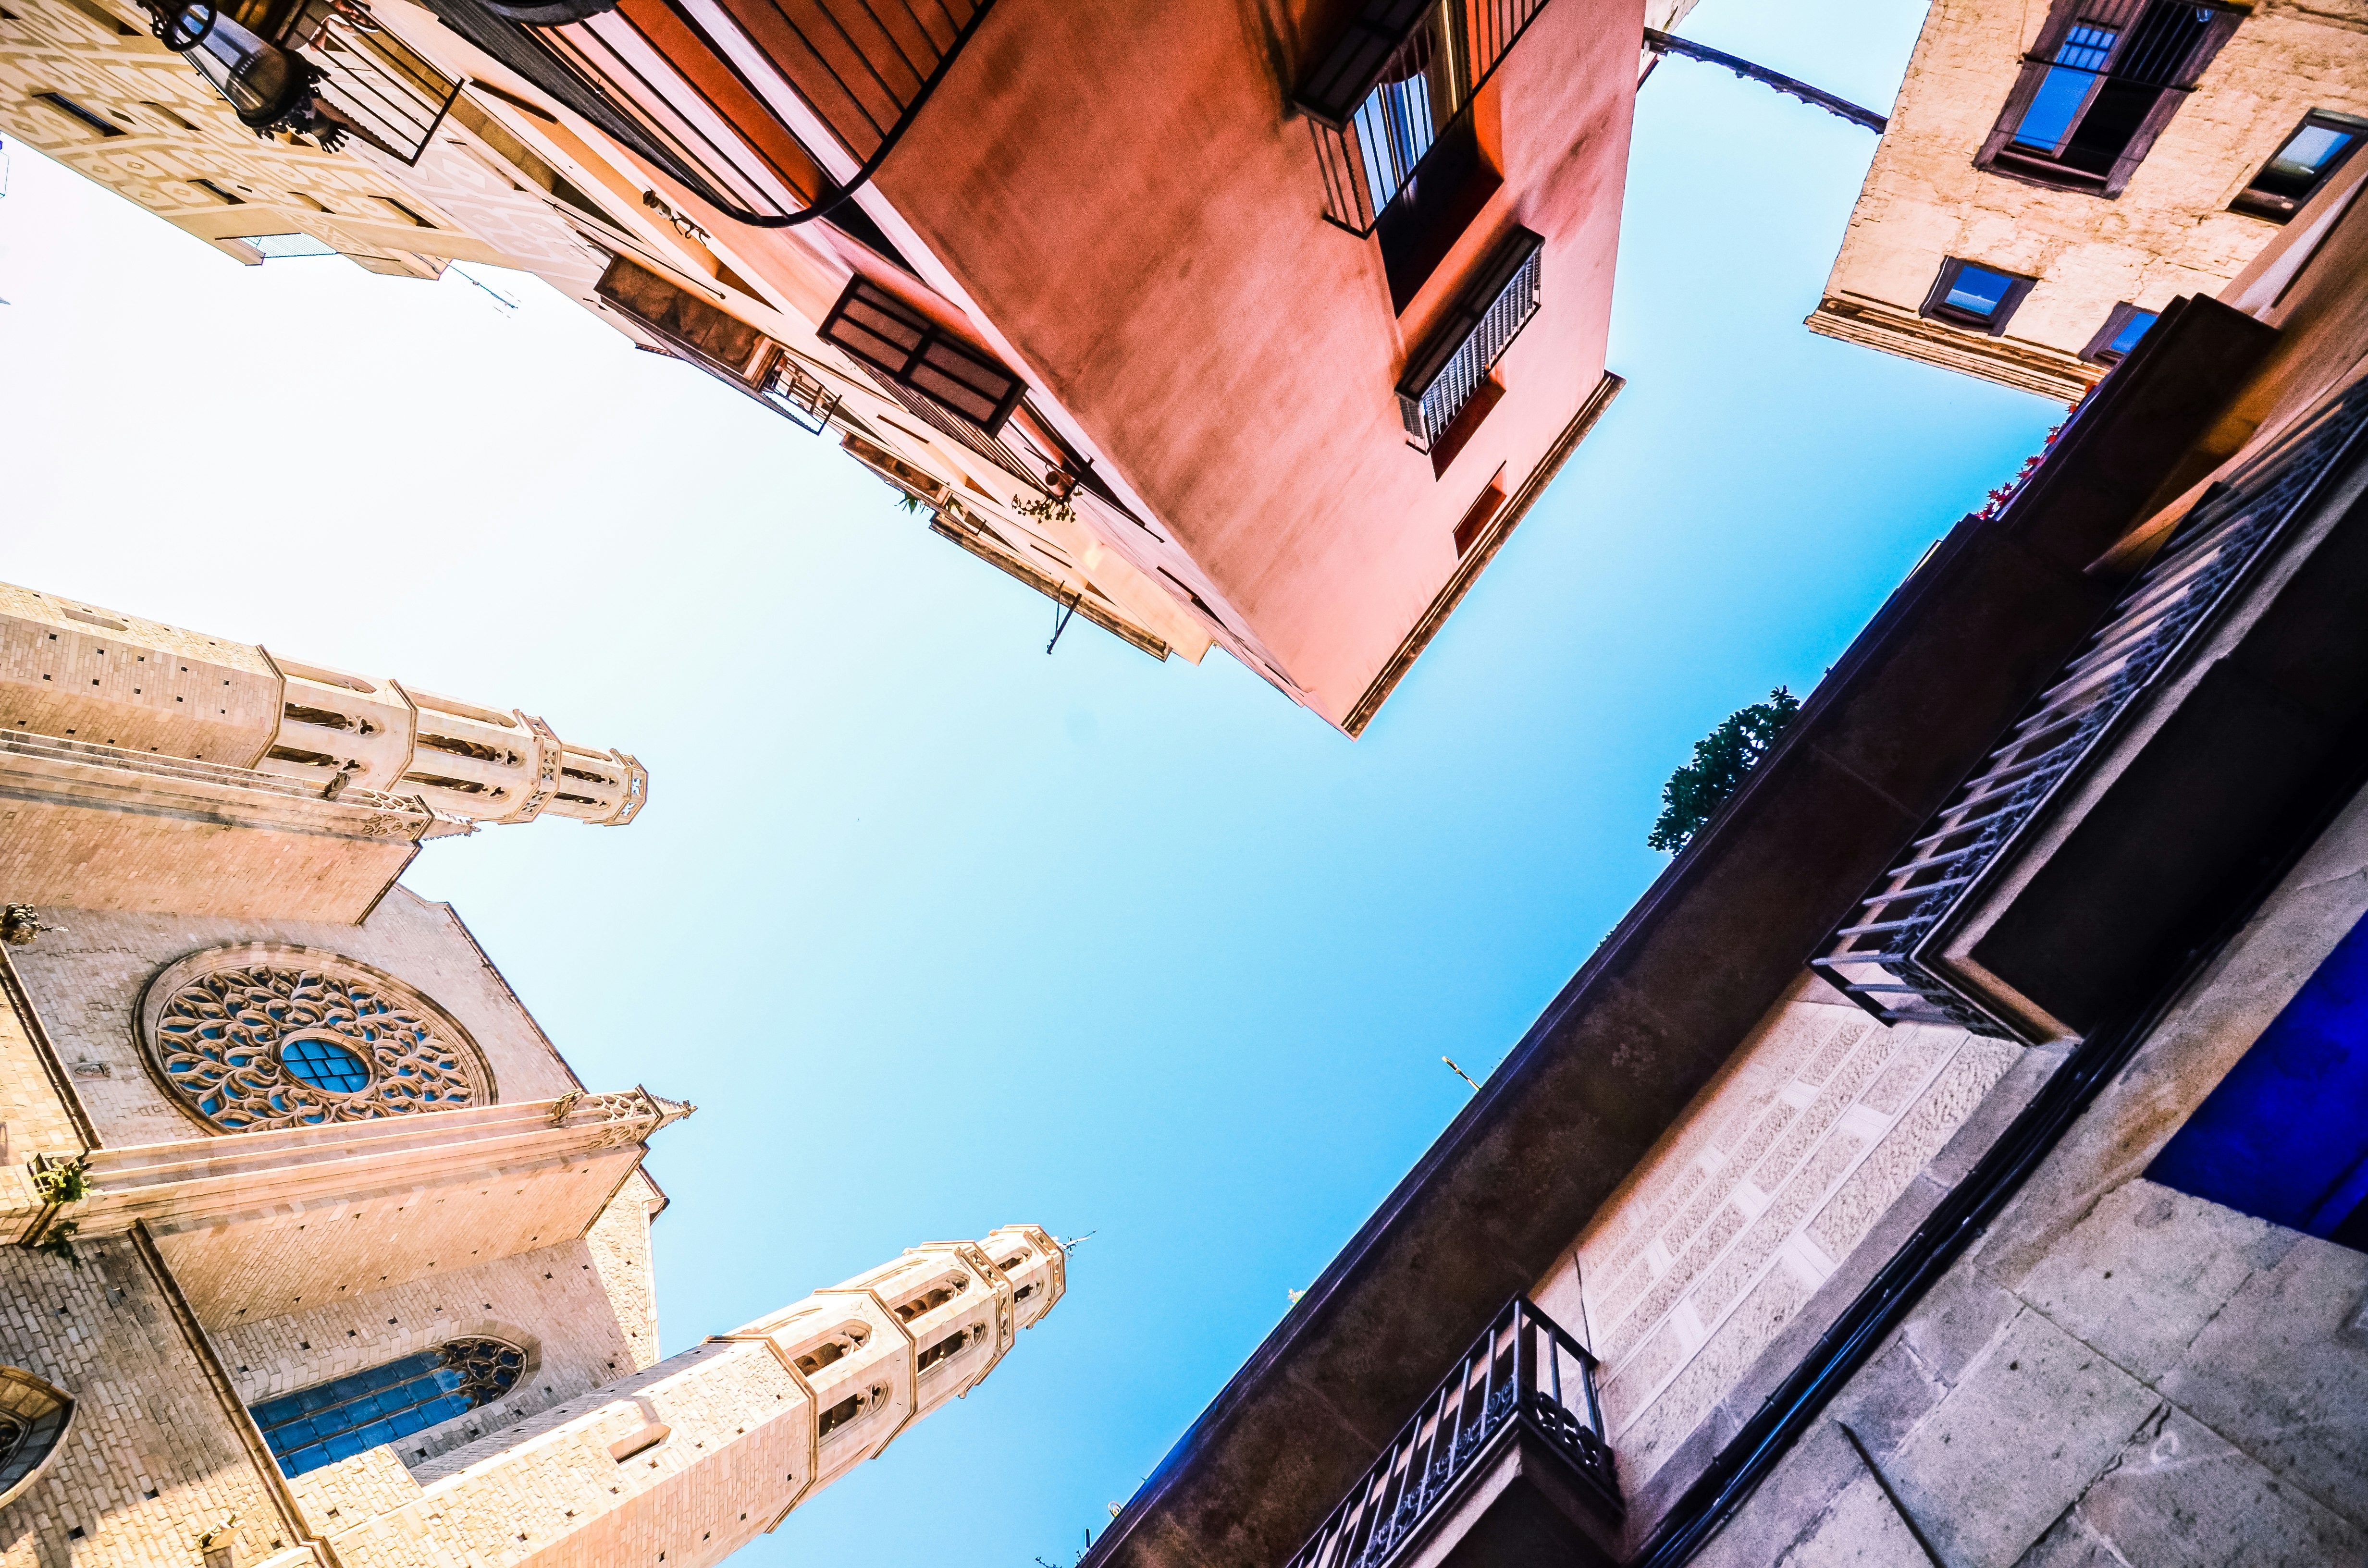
[1977,0,2240,196]
[818,278,1026,436]
[1395,227,1542,453]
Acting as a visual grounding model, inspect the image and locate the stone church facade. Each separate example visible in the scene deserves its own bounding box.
[0,582,1063,1567]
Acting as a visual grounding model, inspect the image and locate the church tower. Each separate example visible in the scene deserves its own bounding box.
[0,578,1063,1568]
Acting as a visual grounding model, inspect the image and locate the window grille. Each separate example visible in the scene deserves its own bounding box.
[1978,0,2238,196]
[281,0,465,164]
[252,1339,525,1477]
[1300,0,1550,234]
[820,279,1026,434]
[1396,227,1542,451]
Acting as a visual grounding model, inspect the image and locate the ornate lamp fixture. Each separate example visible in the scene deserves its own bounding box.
[147,0,351,146]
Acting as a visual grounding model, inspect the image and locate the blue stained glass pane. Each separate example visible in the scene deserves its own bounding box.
[255,1341,517,1477]
[1945,265,2017,319]
[2107,309,2158,356]
[281,1035,370,1093]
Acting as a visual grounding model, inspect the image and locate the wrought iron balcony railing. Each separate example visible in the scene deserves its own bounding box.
[420,0,997,227]
[1396,226,1541,451]
[1283,1297,1617,1568]
[282,0,463,163]
[1300,0,1550,235]
[1812,369,2368,1040]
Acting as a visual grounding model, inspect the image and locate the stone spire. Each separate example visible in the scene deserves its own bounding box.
[319,1226,1067,1567]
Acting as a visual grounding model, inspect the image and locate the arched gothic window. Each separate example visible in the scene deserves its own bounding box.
[251,1338,524,1477]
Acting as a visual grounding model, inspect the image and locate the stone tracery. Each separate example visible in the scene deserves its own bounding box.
[144,955,487,1132]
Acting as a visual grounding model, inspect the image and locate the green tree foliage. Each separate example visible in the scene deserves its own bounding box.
[1649,687,1801,853]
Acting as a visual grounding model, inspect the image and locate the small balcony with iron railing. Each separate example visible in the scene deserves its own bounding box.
[1285,1297,1621,1568]
[1396,225,1542,456]
[1812,368,2368,1042]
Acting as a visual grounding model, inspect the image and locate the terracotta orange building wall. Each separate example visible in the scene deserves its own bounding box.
[857,0,1642,728]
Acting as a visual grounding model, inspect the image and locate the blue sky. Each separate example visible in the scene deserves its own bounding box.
[0,0,2055,1562]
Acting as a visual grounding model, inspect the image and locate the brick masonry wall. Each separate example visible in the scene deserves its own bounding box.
[584,1174,663,1372]
[1541,978,2022,1489]
[1692,780,2368,1568]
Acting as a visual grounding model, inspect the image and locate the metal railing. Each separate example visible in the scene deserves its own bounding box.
[283,0,464,163]
[1812,370,2368,1040]
[1283,1298,1617,1568]
[1303,0,1550,234]
[758,349,841,434]
[1395,226,1541,450]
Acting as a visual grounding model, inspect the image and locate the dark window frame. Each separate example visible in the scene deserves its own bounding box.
[2079,300,2158,363]
[1975,0,2242,198]
[2230,109,2368,224]
[818,278,1026,437]
[1918,257,2039,336]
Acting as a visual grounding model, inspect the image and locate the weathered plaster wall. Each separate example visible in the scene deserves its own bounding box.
[1692,778,2368,1568]
[1813,0,2368,399]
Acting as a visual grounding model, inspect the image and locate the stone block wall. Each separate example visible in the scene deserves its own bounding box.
[1692,782,2368,1568]
[1540,977,2025,1505]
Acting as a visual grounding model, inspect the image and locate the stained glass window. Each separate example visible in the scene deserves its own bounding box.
[251,1338,524,1477]
[279,1035,371,1093]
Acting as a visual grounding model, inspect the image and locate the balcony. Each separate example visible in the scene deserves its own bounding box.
[1396,227,1542,452]
[1284,1298,1620,1568]
[281,0,465,162]
[1299,0,1549,238]
[1812,367,2368,1041]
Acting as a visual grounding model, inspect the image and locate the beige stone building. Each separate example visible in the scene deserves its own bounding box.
[0,579,1065,1566]
[1812,0,2368,399]
[0,0,1207,664]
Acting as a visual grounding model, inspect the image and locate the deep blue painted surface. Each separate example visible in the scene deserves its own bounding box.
[2148,909,2368,1249]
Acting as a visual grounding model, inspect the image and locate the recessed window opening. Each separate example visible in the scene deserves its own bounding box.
[33,91,122,136]
[402,771,492,795]
[916,1326,976,1374]
[1981,0,2232,194]
[416,733,515,766]
[284,702,357,732]
[190,177,247,204]
[2081,302,2158,363]
[560,766,617,785]
[1919,257,2037,335]
[607,1425,668,1462]
[1452,474,1509,556]
[2232,111,2368,222]
[250,1338,523,1477]
[1014,1283,1036,1302]
[268,745,342,768]
[894,1279,965,1322]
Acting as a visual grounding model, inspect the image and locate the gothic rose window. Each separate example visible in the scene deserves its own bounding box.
[139,946,492,1133]
[251,1338,526,1477]
[0,1367,74,1511]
